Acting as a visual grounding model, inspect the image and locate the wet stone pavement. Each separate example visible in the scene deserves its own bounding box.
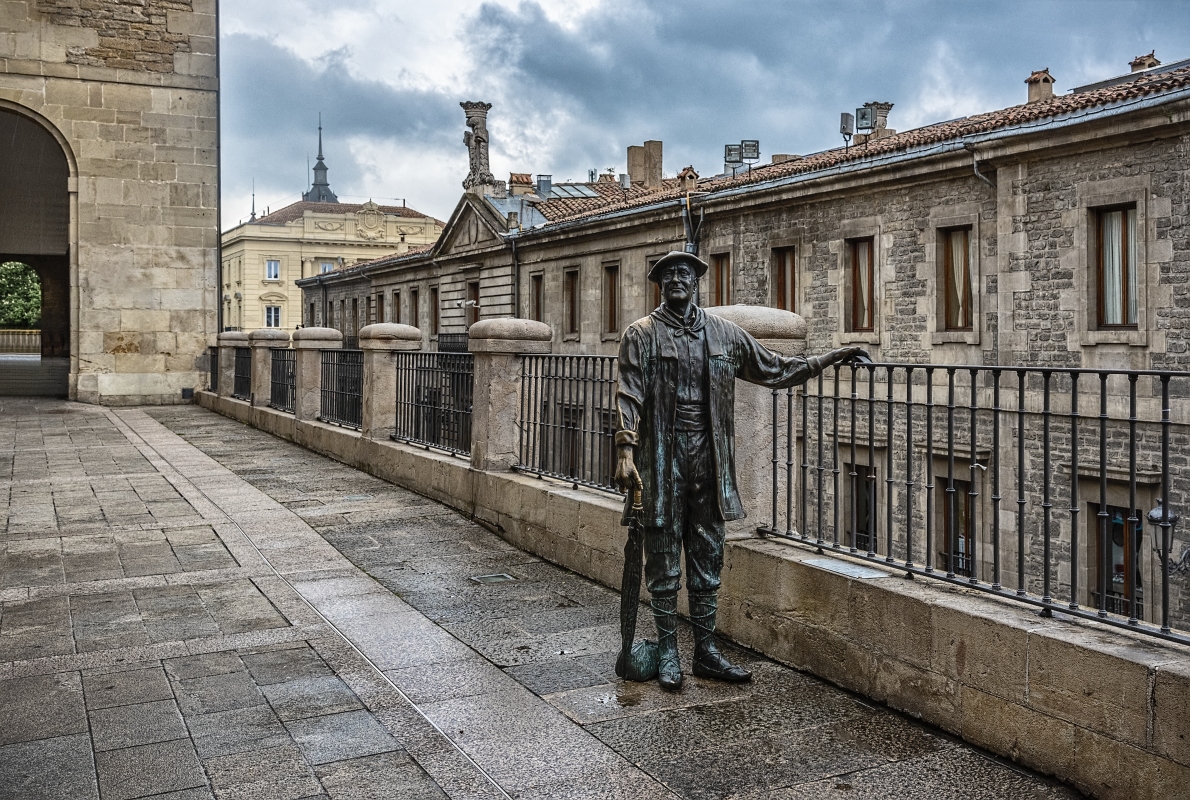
[0,399,1083,800]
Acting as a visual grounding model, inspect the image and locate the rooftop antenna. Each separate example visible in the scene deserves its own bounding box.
[250,178,256,221]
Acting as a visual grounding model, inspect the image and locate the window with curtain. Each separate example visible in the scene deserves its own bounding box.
[603,263,619,333]
[850,238,874,331]
[944,228,972,330]
[772,247,795,311]
[530,274,543,322]
[710,253,731,306]
[564,269,579,334]
[1098,206,1138,327]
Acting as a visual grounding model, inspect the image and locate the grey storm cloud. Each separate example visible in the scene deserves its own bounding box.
[221,32,460,214]
[221,0,1190,224]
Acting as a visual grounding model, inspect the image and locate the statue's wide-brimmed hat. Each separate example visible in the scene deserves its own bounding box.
[647,251,709,283]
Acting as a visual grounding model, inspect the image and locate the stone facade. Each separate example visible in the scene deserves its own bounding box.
[221,200,442,334]
[0,0,218,404]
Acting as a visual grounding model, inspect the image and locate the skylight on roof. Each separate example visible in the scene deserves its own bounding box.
[550,184,599,199]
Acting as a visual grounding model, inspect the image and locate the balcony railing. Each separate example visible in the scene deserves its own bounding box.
[517,354,619,493]
[393,352,474,455]
[437,333,469,353]
[232,347,251,400]
[320,349,363,429]
[269,348,296,413]
[760,362,1190,646]
[0,329,39,354]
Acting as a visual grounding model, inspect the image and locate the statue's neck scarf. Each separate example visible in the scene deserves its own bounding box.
[653,303,706,338]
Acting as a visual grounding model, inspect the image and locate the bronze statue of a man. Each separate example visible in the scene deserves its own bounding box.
[615,251,865,691]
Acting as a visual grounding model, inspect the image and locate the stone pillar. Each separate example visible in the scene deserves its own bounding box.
[467,318,552,472]
[292,327,342,422]
[359,323,422,440]
[705,306,807,535]
[216,331,248,399]
[248,329,290,407]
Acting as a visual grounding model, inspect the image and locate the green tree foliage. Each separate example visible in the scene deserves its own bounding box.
[0,262,41,329]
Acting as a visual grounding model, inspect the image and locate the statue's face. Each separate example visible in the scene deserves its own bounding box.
[659,262,697,305]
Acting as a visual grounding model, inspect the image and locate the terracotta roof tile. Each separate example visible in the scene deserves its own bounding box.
[251,201,442,226]
[535,63,1190,228]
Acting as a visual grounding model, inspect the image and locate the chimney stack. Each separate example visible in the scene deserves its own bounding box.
[1025,68,1055,104]
[626,141,663,189]
[536,174,552,198]
[855,102,895,144]
[677,166,698,192]
[1130,51,1160,72]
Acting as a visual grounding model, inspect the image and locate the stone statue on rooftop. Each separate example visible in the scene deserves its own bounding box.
[461,101,495,190]
[614,251,867,691]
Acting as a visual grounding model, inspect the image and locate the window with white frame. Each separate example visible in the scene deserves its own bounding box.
[266,259,280,281]
[320,261,334,274]
[265,305,281,327]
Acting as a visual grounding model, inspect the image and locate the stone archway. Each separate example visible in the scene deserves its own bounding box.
[0,107,71,396]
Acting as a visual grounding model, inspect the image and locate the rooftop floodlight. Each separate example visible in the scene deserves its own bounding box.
[840,112,855,151]
[856,106,876,133]
[724,143,742,165]
[740,140,760,161]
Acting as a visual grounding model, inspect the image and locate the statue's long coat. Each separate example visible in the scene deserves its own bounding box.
[616,308,821,527]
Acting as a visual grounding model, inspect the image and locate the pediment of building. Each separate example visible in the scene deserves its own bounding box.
[436,197,503,258]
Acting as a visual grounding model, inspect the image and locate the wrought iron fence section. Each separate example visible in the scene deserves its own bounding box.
[232,347,251,399]
[319,349,363,429]
[207,346,218,393]
[517,355,619,493]
[393,352,474,455]
[269,348,296,413]
[437,333,469,353]
[760,362,1190,646]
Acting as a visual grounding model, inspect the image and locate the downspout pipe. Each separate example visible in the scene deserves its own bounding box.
[964,142,996,189]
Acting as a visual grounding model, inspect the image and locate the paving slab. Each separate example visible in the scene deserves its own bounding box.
[0,400,1085,800]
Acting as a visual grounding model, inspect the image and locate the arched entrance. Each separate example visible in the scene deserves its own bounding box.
[0,107,71,396]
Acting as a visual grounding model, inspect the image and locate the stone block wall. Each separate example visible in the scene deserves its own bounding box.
[1,0,218,404]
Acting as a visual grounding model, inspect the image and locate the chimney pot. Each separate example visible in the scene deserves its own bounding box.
[1130,51,1160,72]
[1025,68,1055,104]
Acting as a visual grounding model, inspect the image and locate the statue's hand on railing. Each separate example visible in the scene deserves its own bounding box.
[819,346,871,369]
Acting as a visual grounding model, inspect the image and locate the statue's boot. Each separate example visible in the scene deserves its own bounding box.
[690,591,752,683]
[651,593,683,691]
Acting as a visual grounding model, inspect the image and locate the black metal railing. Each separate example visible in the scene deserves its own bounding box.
[437,333,469,353]
[319,349,363,429]
[269,348,296,413]
[232,347,251,399]
[208,346,218,393]
[760,362,1190,645]
[518,355,619,493]
[393,353,474,455]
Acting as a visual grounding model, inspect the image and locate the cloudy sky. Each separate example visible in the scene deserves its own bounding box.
[220,0,1190,229]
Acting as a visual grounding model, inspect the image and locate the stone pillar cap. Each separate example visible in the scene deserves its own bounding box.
[248,328,291,345]
[359,323,421,351]
[705,305,806,339]
[468,318,552,342]
[216,330,249,344]
[359,323,421,342]
[292,326,344,343]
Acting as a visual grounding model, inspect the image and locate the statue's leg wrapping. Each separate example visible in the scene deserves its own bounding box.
[688,590,751,683]
[649,592,682,691]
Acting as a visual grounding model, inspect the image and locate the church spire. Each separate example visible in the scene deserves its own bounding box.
[302,114,339,203]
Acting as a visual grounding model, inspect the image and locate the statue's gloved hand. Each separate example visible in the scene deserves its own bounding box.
[824,346,871,367]
[615,446,642,495]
